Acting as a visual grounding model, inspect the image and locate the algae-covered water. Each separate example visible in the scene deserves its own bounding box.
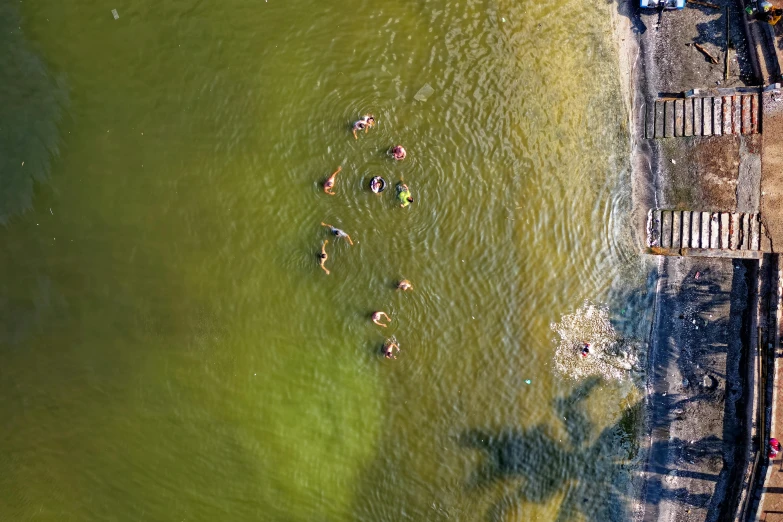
[1,0,650,520]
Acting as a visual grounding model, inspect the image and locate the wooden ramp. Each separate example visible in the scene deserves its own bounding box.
[646,209,768,258]
[645,92,760,139]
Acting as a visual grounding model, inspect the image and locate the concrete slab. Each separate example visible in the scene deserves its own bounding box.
[714,97,723,137]
[760,90,783,250]
[704,98,713,137]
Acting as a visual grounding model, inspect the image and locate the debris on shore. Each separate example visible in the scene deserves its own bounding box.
[551,302,643,383]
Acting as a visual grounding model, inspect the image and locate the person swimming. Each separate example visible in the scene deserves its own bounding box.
[318,240,330,274]
[369,176,386,194]
[390,145,406,160]
[323,166,341,195]
[321,222,354,245]
[352,115,376,139]
[371,311,391,327]
[397,279,413,291]
[383,337,400,359]
[396,183,414,208]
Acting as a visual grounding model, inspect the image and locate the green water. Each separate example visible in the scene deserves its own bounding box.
[1,0,648,520]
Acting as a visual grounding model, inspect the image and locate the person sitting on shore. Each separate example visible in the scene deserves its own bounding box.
[352,115,376,139]
[318,240,330,275]
[390,145,406,160]
[581,343,591,358]
[370,176,386,194]
[323,166,341,195]
[396,182,414,207]
[321,222,354,245]
[397,279,413,291]
[371,311,391,327]
[770,438,781,458]
[383,338,400,359]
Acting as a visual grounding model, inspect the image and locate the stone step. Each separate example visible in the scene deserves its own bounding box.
[645,94,760,139]
[646,209,768,257]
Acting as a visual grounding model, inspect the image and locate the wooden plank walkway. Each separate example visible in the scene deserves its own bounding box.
[645,93,760,139]
[646,209,768,258]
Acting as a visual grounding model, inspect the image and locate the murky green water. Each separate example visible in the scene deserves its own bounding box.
[1,0,649,520]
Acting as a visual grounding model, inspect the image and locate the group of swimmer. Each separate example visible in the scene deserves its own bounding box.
[316,114,415,359]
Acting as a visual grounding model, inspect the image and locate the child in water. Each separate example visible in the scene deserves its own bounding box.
[318,240,330,274]
[352,115,376,139]
[383,338,400,359]
[396,182,414,208]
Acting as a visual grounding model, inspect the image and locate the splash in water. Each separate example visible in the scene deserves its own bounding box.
[551,302,642,382]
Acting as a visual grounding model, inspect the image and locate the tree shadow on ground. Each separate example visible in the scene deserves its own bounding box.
[640,258,753,521]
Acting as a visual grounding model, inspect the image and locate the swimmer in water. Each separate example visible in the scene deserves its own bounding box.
[383,337,400,359]
[371,311,392,327]
[396,182,414,208]
[369,176,386,194]
[352,115,376,139]
[390,145,406,160]
[318,240,330,275]
[321,222,354,246]
[397,279,413,291]
[323,166,341,196]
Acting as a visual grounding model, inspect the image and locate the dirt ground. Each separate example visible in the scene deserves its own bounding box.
[634,257,752,521]
[618,0,764,519]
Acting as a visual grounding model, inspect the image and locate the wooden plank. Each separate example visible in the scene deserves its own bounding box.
[733,96,742,135]
[701,211,711,248]
[710,212,720,248]
[693,97,702,136]
[742,95,752,135]
[713,97,722,136]
[661,210,673,248]
[646,101,656,139]
[720,212,730,248]
[665,101,675,138]
[691,211,701,247]
[751,94,759,133]
[655,101,666,138]
[751,215,761,250]
[722,96,732,134]
[672,211,682,248]
[684,98,693,136]
[674,99,684,137]
[730,213,740,249]
[681,211,691,247]
[678,248,763,259]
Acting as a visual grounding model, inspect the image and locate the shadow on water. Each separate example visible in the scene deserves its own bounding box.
[459,377,632,521]
[606,264,658,346]
[0,3,67,225]
[457,369,739,521]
